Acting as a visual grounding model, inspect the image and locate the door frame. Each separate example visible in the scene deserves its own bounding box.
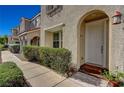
[84,18,108,68]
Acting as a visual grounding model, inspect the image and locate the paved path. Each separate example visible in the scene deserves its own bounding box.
[1,51,108,87]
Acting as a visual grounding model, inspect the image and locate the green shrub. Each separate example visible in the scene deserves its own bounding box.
[23,46,40,61]
[23,46,71,74]
[102,70,124,81]
[39,47,71,74]
[0,44,4,51]
[102,70,115,81]
[9,44,20,53]
[0,44,3,49]
[0,62,25,87]
[0,44,9,51]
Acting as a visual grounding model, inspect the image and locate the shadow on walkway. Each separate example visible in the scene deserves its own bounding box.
[14,53,40,64]
[70,72,108,87]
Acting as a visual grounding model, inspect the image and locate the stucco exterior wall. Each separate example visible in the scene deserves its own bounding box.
[40,5,124,71]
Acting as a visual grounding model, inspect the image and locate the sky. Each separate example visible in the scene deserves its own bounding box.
[0,5,41,36]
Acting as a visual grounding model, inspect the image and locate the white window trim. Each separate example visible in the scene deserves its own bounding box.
[53,31,63,48]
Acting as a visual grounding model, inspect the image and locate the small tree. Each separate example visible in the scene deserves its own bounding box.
[0,35,8,45]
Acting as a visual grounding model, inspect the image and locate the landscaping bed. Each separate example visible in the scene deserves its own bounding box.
[0,44,7,51]
[23,46,72,74]
[0,62,28,87]
[0,44,3,50]
[102,70,124,87]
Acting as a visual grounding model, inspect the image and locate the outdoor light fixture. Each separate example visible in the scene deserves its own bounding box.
[112,10,122,24]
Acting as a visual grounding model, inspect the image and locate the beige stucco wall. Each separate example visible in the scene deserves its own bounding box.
[40,5,124,71]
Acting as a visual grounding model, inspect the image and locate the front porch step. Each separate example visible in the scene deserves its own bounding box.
[79,63,108,75]
[70,72,109,87]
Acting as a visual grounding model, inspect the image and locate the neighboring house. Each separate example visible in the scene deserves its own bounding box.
[11,12,41,46]
[8,28,20,44]
[18,12,41,46]
[40,5,124,72]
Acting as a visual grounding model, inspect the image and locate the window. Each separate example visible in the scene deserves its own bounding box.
[55,5,63,10]
[46,5,63,16]
[46,5,54,14]
[53,32,59,48]
[53,31,63,48]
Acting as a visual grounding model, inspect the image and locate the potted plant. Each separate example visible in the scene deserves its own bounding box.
[102,70,124,87]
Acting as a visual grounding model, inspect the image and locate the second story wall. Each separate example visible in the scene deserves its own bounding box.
[41,5,64,29]
[30,14,41,29]
[19,13,41,34]
[20,17,27,33]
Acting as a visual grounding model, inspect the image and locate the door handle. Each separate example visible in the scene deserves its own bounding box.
[101,45,104,54]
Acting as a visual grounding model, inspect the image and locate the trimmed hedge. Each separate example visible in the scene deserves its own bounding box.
[0,62,25,87]
[39,47,71,74]
[0,44,4,51]
[23,45,40,61]
[0,44,3,50]
[23,46,71,74]
[9,44,20,53]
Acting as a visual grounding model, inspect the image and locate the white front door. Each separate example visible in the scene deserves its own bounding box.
[85,20,106,67]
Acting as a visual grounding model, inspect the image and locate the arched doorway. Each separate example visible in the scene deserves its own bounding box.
[79,10,109,68]
[30,36,40,46]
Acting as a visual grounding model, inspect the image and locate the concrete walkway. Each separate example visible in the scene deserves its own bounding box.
[1,51,108,87]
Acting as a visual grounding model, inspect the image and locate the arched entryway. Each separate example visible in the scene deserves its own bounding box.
[79,10,109,69]
[30,36,40,46]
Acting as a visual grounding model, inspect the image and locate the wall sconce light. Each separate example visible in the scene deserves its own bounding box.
[112,10,122,24]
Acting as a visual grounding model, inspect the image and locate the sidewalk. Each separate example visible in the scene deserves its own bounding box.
[1,51,108,87]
